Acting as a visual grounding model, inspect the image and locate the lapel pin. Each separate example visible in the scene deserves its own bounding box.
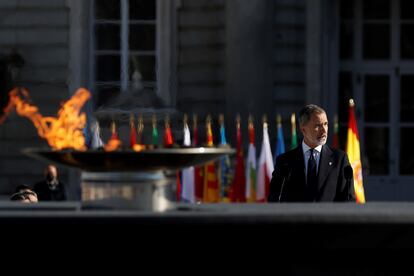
[329,162,332,166]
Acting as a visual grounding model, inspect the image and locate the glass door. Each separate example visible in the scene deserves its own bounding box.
[337,0,414,200]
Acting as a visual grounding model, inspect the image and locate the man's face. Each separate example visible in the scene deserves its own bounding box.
[46,165,58,182]
[300,112,328,148]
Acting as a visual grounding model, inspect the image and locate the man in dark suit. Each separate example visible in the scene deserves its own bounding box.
[34,164,66,201]
[268,104,355,202]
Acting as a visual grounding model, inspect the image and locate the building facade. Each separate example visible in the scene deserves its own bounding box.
[0,0,412,201]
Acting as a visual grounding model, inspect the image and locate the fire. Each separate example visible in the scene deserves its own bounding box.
[104,121,122,151]
[0,87,91,151]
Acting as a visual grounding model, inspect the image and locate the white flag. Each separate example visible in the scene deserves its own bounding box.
[181,123,195,203]
[256,123,274,202]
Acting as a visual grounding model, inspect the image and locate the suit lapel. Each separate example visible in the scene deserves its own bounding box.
[293,147,306,186]
[317,145,334,192]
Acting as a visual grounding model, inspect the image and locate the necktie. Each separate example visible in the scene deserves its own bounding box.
[307,148,318,200]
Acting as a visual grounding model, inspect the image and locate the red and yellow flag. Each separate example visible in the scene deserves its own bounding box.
[203,115,219,202]
[346,99,366,203]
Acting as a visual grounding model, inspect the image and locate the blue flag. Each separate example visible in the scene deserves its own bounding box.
[219,117,232,201]
[274,116,285,164]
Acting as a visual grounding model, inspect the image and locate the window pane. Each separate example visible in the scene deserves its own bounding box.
[340,0,354,19]
[363,0,390,19]
[364,75,389,122]
[129,25,155,50]
[363,24,390,59]
[338,124,348,151]
[340,22,354,60]
[95,84,120,108]
[96,56,120,82]
[401,24,414,59]
[338,72,353,123]
[95,0,120,20]
[400,75,414,122]
[400,128,414,174]
[365,127,389,175]
[95,24,120,50]
[130,0,156,20]
[401,0,414,19]
[129,55,156,82]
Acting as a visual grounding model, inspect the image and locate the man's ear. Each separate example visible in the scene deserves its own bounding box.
[300,125,305,135]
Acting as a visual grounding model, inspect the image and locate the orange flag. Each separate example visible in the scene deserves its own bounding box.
[346,99,366,203]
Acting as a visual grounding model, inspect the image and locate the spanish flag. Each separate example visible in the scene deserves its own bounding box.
[203,115,219,202]
[346,99,366,203]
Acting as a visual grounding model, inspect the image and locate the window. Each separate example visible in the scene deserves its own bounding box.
[90,0,176,108]
[338,0,414,178]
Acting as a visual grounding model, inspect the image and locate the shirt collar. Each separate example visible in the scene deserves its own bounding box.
[302,141,322,154]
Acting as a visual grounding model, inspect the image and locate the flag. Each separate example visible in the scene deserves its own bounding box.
[164,115,173,147]
[90,118,104,149]
[332,114,339,148]
[183,114,191,147]
[274,114,285,164]
[129,114,137,148]
[192,114,204,201]
[245,116,257,202]
[203,115,219,202]
[203,162,219,202]
[192,114,199,147]
[137,114,144,144]
[291,113,298,149]
[256,120,274,202]
[83,123,91,149]
[218,114,232,202]
[231,115,246,202]
[206,115,214,147]
[110,121,119,140]
[346,99,366,203]
[152,114,158,146]
[181,118,195,203]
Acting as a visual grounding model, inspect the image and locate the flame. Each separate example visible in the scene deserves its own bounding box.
[0,87,90,151]
[132,144,146,152]
[104,139,122,152]
[104,121,122,151]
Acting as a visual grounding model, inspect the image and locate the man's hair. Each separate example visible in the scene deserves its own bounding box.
[10,192,26,201]
[10,190,37,201]
[298,104,326,126]
[15,184,32,193]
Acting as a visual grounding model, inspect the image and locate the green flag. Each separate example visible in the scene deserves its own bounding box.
[152,114,158,145]
[291,113,298,149]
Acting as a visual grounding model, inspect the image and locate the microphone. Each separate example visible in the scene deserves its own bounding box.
[344,165,353,201]
[278,163,291,202]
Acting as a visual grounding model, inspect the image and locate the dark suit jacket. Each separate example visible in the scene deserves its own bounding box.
[34,180,67,201]
[268,145,355,202]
